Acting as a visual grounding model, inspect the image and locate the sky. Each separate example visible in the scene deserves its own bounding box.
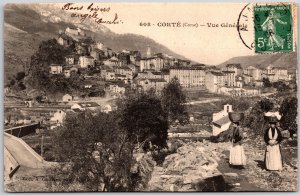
[55,2,297,65]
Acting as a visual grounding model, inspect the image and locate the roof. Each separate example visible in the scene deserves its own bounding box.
[63,65,74,70]
[246,65,261,70]
[115,74,126,77]
[68,26,78,30]
[148,78,167,82]
[226,63,242,69]
[65,54,80,59]
[101,65,112,70]
[117,66,132,71]
[191,64,205,67]
[210,71,224,76]
[274,67,288,70]
[141,55,164,60]
[110,83,127,88]
[243,86,260,90]
[58,33,73,41]
[76,102,100,107]
[93,48,104,53]
[222,70,235,74]
[152,72,163,75]
[110,56,119,61]
[80,56,94,59]
[213,115,230,127]
[143,69,155,72]
[243,74,252,77]
[50,64,62,67]
[170,66,205,70]
[72,108,82,113]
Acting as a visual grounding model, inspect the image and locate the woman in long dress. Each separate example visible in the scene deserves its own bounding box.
[264,116,283,171]
[229,122,246,167]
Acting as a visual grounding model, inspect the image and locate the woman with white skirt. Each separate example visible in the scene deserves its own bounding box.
[229,122,246,167]
[264,116,283,171]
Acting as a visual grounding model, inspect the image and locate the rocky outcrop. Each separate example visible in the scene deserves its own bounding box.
[148,141,230,191]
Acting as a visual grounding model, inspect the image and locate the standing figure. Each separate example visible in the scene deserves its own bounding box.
[261,8,287,50]
[264,115,283,171]
[229,121,246,167]
[228,112,246,167]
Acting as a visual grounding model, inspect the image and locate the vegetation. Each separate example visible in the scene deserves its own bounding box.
[51,111,137,191]
[263,78,272,88]
[217,97,255,112]
[119,91,169,151]
[243,98,276,135]
[161,77,189,124]
[25,39,82,94]
[279,97,297,135]
[49,89,176,191]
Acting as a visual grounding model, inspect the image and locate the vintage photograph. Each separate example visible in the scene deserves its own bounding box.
[3,2,298,192]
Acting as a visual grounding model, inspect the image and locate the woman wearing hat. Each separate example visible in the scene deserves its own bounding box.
[229,113,246,167]
[264,113,283,171]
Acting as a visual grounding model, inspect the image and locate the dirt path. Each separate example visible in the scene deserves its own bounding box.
[217,138,297,192]
[217,150,263,191]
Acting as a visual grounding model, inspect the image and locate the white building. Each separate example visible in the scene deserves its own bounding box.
[102,104,118,113]
[79,56,95,68]
[62,94,73,102]
[109,84,126,95]
[212,104,232,136]
[50,64,63,74]
[71,102,100,111]
[50,110,66,124]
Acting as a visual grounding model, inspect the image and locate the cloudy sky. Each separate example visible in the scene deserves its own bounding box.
[57,2,296,65]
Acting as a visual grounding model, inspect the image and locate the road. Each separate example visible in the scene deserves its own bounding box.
[4,133,45,168]
[185,98,221,105]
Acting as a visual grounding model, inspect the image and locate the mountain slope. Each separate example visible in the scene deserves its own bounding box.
[218,52,297,69]
[4,4,188,83]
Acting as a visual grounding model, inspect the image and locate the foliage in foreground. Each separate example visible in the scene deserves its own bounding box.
[49,90,171,191]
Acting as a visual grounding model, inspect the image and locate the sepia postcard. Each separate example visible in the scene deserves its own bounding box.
[3,2,298,192]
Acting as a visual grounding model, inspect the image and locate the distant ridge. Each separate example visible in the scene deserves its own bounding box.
[218,52,297,69]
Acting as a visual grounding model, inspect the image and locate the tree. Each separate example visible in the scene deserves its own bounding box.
[119,92,169,151]
[273,81,289,93]
[244,98,275,135]
[17,82,26,90]
[161,77,188,124]
[263,77,272,88]
[279,97,297,135]
[50,111,138,191]
[16,71,26,81]
[9,79,16,86]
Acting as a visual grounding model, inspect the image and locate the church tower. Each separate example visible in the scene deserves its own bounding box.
[146,46,151,57]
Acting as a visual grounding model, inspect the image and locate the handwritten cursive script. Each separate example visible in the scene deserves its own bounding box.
[62,3,122,25]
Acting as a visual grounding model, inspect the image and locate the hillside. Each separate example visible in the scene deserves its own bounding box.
[4,4,188,84]
[218,52,297,69]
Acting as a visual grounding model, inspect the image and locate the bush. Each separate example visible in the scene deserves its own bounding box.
[16,71,26,81]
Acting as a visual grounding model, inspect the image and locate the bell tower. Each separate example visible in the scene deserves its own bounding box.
[146,46,151,57]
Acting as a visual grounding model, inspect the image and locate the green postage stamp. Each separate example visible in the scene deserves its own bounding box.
[254,4,293,53]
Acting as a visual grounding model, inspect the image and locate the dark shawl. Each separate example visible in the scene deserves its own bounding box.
[264,126,283,145]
